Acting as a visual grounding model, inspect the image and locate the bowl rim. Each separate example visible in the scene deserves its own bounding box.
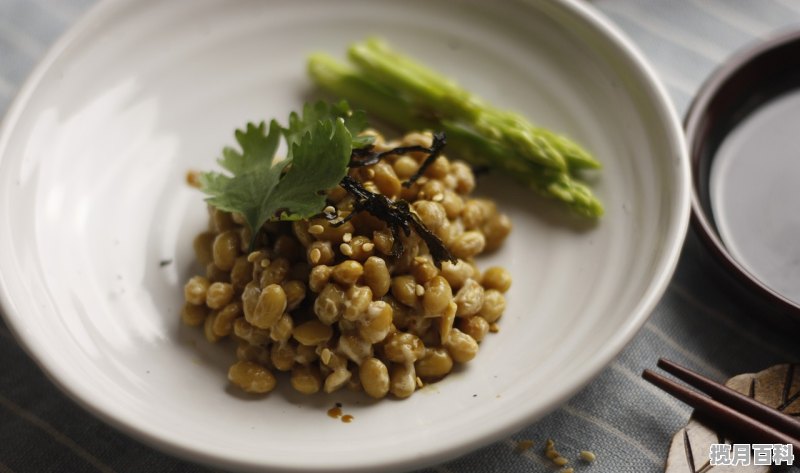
[684,29,800,320]
[0,0,691,471]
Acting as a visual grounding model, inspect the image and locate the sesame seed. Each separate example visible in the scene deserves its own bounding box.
[432,193,444,202]
[340,243,353,256]
[362,242,375,252]
[324,206,336,214]
[489,323,500,333]
[579,450,596,462]
[343,232,352,243]
[415,284,425,296]
[553,456,569,466]
[320,348,332,365]
[308,224,324,235]
[416,376,423,388]
[309,248,322,264]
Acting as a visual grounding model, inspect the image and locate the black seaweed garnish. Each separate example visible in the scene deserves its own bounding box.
[325,130,455,266]
[348,132,447,190]
[401,131,446,188]
[332,176,456,267]
[349,144,430,168]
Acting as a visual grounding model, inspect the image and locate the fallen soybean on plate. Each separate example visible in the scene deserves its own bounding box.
[0,0,689,472]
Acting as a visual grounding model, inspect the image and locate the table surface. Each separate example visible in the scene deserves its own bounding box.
[1,1,799,472]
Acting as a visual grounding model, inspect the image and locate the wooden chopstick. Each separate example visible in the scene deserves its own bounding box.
[642,366,800,451]
[657,358,800,439]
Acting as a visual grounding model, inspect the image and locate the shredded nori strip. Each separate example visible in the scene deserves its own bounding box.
[401,131,446,188]
[348,132,447,190]
[333,176,456,267]
[324,130,455,266]
[349,144,431,168]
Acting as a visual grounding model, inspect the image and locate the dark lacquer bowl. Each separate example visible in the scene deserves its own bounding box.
[686,30,800,331]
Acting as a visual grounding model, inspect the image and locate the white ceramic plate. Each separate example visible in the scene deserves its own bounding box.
[0,1,689,472]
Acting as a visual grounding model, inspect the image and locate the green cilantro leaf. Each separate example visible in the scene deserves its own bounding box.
[220,120,282,175]
[283,100,373,155]
[199,102,359,247]
[198,120,287,235]
[272,118,351,220]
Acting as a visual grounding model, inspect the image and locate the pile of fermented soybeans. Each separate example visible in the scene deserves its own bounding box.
[182,131,512,399]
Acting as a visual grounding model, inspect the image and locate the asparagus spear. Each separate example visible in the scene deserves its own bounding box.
[308,53,432,131]
[307,46,604,217]
[348,38,601,172]
[440,122,604,218]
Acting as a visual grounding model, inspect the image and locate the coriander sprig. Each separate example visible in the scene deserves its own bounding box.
[199,101,362,248]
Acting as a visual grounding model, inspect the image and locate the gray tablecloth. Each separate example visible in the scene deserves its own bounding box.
[1,1,798,472]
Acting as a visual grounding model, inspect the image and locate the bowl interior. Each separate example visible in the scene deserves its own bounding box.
[686,31,800,325]
[0,0,688,471]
